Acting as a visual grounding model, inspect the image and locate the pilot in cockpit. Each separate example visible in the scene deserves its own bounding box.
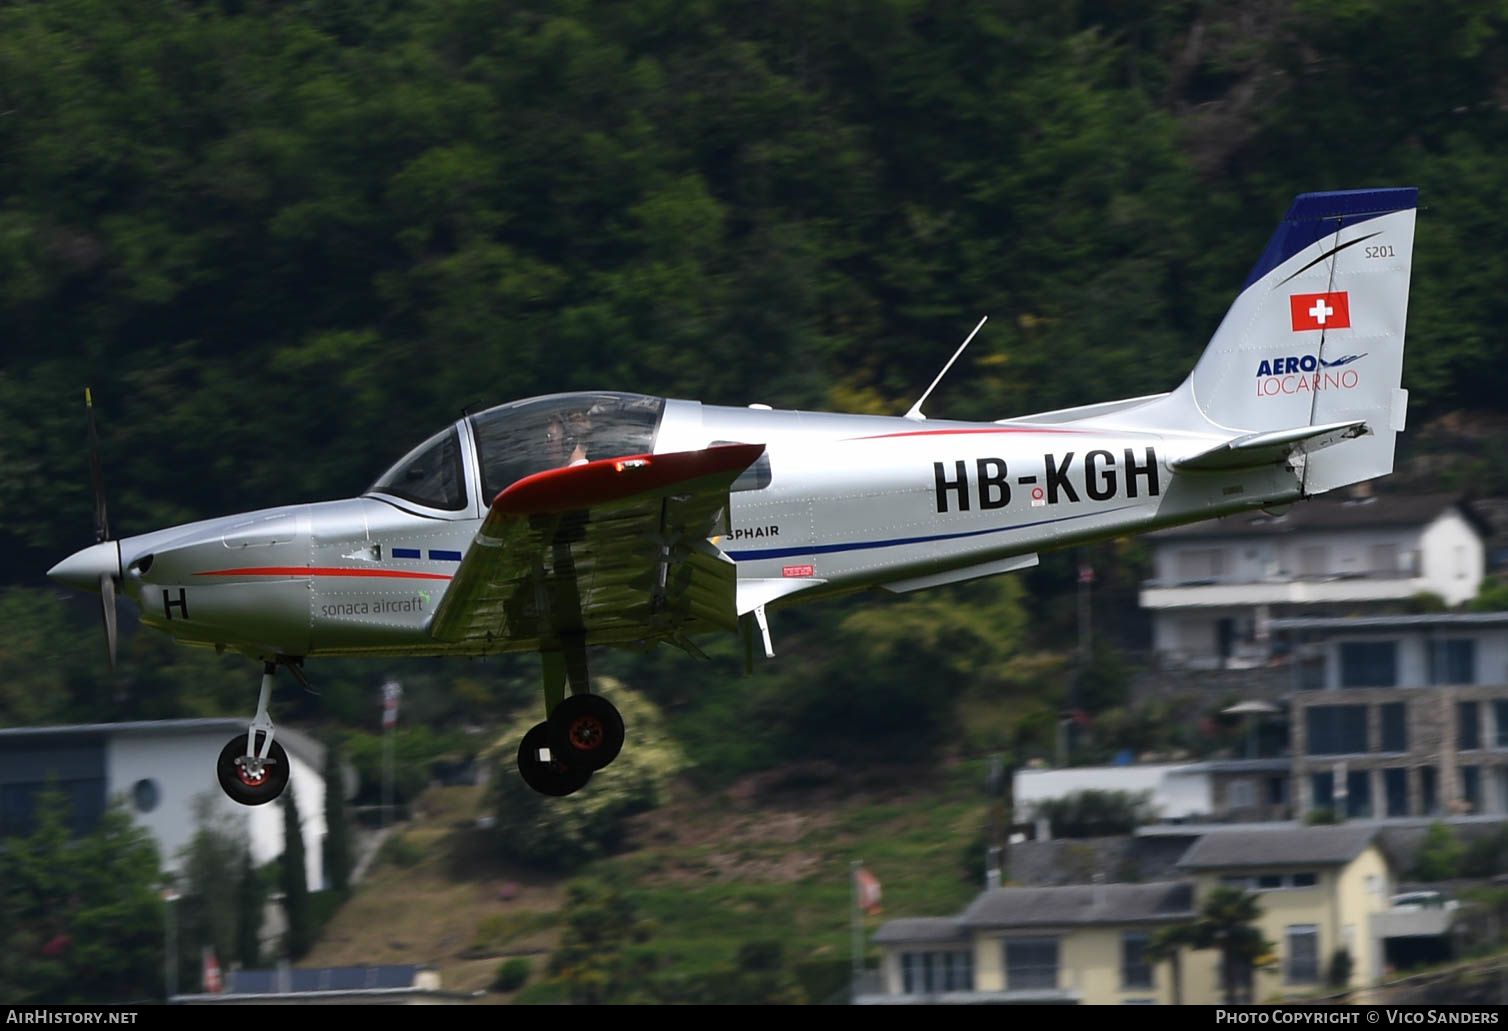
[564,410,592,466]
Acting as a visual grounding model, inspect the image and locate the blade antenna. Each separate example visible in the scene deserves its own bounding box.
[904,315,988,421]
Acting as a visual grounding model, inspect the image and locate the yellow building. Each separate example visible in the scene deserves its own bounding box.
[860,825,1395,1005]
[1175,824,1394,1003]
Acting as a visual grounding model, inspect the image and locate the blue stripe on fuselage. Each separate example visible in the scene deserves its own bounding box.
[724,505,1137,561]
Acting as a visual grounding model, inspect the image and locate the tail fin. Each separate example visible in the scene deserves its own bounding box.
[1149,188,1417,494]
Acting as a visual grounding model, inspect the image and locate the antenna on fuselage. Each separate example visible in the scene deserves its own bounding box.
[903,315,988,421]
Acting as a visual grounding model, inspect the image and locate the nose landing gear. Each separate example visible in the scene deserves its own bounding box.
[216,662,290,806]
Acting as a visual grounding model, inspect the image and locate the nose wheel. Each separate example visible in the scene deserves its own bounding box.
[217,661,290,806]
[217,730,290,806]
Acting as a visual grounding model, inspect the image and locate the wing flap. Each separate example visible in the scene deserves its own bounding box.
[1171,420,1369,473]
[428,445,762,647]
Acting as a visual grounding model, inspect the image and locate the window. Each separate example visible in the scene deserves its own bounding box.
[1220,873,1317,891]
[1228,780,1254,810]
[1307,705,1368,755]
[366,426,468,512]
[1430,640,1476,685]
[1311,771,1334,814]
[469,392,665,500]
[1462,766,1482,813]
[1005,938,1059,991]
[1346,769,1372,818]
[1286,925,1320,984]
[1339,641,1397,687]
[1422,766,1439,815]
[1369,542,1399,576]
[1460,702,1481,751]
[1121,933,1154,989]
[1380,703,1407,752]
[1385,768,1409,817]
[1496,701,1508,747]
[1299,545,1329,577]
[901,951,973,994]
[1267,776,1288,807]
[131,778,159,814]
[711,441,772,492]
[1176,548,1227,581]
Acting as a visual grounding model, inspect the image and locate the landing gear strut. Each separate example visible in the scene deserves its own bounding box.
[517,638,624,797]
[216,662,290,806]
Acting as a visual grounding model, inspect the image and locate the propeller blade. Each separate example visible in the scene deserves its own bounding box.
[99,571,118,669]
[86,388,110,543]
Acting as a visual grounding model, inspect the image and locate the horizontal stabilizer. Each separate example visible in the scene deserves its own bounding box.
[1172,420,1370,473]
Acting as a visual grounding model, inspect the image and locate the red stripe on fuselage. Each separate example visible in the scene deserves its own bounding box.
[843,427,1088,441]
[195,567,454,580]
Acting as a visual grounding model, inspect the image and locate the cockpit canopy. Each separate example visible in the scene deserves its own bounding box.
[366,392,666,512]
[470,392,665,501]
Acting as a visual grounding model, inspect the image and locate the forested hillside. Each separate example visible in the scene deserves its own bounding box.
[5,0,1508,769]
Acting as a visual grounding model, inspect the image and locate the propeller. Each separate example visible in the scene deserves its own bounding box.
[85,388,119,668]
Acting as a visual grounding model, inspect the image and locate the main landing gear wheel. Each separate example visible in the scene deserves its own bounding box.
[216,731,290,806]
[518,722,592,797]
[548,693,625,773]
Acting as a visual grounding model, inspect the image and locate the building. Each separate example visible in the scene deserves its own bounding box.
[1274,612,1508,818]
[1139,494,1486,670]
[1176,825,1395,992]
[861,825,1397,1004]
[864,881,1197,1004]
[0,718,335,889]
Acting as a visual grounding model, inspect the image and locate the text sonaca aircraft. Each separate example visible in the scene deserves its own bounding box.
[50,188,1417,802]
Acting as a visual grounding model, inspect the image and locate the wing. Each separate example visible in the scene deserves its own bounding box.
[427,444,765,651]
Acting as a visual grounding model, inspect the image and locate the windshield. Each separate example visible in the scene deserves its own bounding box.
[470,392,666,500]
[367,425,468,511]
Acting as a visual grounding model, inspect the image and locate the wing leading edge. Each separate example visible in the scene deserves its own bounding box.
[427,444,765,651]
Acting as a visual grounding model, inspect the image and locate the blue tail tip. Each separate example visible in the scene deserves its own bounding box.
[1285,187,1418,221]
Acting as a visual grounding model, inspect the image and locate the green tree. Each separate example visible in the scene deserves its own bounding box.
[279,784,310,960]
[1414,821,1465,881]
[544,878,658,1005]
[322,736,352,894]
[491,680,685,869]
[236,850,263,969]
[0,789,164,1003]
[177,796,244,984]
[1033,789,1158,837]
[1183,887,1276,1005]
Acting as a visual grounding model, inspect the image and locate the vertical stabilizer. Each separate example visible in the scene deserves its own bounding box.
[1136,188,1416,493]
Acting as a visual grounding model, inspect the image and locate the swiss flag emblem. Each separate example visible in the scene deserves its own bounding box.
[1290,291,1351,331]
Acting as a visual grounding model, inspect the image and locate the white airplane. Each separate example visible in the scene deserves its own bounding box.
[48,188,1417,801]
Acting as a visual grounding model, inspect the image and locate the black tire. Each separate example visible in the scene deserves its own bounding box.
[518,721,592,797]
[216,732,290,806]
[548,694,625,773]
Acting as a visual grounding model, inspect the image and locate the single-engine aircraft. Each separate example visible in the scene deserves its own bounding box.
[49,188,1417,802]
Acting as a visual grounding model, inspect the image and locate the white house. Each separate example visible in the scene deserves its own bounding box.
[1139,493,1487,669]
[1014,762,1214,826]
[0,718,335,890]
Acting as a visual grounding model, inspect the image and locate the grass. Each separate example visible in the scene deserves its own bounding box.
[301,754,999,1001]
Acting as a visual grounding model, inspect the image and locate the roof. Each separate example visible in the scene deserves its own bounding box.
[872,917,971,946]
[1147,493,1479,541]
[229,966,423,993]
[1269,612,1508,632]
[1177,825,1379,870]
[0,718,327,769]
[959,880,1196,928]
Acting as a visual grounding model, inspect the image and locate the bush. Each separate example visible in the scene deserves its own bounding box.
[490,680,686,869]
[492,958,531,993]
[1327,948,1353,989]
[1033,789,1158,837]
[378,833,425,868]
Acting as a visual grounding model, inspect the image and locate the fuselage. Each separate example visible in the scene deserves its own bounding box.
[65,394,1307,661]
